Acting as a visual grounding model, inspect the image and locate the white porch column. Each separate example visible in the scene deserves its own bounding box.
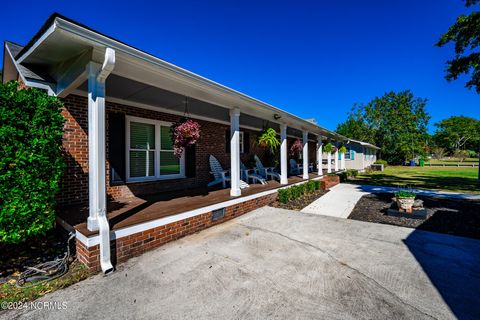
[230,108,241,197]
[280,124,288,185]
[317,136,323,176]
[327,142,332,173]
[86,48,115,274]
[334,142,339,172]
[341,150,346,171]
[302,130,309,180]
[87,62,106,231]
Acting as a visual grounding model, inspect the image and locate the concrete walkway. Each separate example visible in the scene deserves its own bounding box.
[2,207,479,319]
[301,183,480,218]
[301,183,368,218]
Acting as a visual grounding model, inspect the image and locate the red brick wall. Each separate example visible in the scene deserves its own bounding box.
[76,191,278,271]
[58,94,268,206]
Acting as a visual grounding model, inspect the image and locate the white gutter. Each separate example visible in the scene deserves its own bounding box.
[94,48,115,274]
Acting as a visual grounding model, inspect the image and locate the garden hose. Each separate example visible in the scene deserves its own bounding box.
[15,233,75,289]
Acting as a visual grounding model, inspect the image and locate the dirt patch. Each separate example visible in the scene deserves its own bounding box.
[349,193,480,239]
[270,189,328,211]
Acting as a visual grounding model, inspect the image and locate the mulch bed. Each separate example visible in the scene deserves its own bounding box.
[349,193,480,239]
[270,189,328,211]
[0,229,72,282]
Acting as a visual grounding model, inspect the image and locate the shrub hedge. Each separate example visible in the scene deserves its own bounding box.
[277,180,321,204]
[0,82,65,243]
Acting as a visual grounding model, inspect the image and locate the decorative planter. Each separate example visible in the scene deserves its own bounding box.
[396,197,415,212]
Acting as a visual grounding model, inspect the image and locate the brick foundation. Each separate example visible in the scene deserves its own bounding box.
[76,191,278,271]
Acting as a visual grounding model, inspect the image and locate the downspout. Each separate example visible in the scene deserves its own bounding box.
[96,48,115,274]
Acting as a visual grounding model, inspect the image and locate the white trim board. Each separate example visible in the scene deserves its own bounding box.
[75,176,323,247]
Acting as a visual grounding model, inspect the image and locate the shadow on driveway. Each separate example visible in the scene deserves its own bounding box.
[404,230,480,320]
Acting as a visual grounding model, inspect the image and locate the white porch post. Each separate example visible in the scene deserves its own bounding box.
[327,143,332,173]
[341,150,346,171]
[302,130,309,180]
[86,48,115,274]
[230,108,241,197]
[280,124,288,185]
[334,141,339,172]
[87,62,105,231]
[317,136,323,176]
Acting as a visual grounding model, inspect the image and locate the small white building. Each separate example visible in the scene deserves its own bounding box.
[343,139,380,171]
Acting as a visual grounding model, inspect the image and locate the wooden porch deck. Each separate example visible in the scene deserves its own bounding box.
[59,173,322,237]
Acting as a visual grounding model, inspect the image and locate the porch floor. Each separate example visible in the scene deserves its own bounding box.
[59,173,323,237]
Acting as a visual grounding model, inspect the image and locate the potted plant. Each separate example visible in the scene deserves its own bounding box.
[394,190,416,212]
[323,142,333,153]
[290,138,303,155]
[257,127,280,153]
[170,119,201,157]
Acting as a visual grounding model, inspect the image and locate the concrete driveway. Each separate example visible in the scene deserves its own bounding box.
[3,207,480,320]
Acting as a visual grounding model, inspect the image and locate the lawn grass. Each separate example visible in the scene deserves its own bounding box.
[355,166,480,194]
[426,158,479,165]
[0,261,95,304]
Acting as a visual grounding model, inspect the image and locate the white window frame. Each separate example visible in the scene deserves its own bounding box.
[126,116,185,182]
[345,147,352,160]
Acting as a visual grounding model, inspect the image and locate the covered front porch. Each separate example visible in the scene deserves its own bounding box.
[59,173,325,238]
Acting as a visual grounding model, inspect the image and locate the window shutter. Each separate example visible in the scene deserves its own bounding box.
[108,112,126,183]
[243,132,250,154]
[225,129,230,153]
[185,145,196,178]
[351,150,355,160]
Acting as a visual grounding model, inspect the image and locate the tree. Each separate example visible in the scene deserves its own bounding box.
[433,116,480,153]
[336,90,430,164]
[0,81,65,243]
[436,0,480,93]
[336,105,376,143]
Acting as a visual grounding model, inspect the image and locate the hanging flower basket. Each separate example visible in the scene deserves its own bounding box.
[290,138,303,155]
[257,128,280,153]
[323,142,333,153]
[339,145,347,154]
[170,119,201,157]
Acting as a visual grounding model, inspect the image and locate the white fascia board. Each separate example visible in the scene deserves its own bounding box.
[16,23,57,64]
[53,17,337,137]
[4,43,56,95]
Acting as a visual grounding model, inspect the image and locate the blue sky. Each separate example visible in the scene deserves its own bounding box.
[1,0,478,132]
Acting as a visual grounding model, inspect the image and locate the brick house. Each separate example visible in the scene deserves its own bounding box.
[3,13,350,272]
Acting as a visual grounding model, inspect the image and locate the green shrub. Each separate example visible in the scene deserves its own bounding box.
[346,169,359,178]
[278,188,290,204]
[0,82,65,244]
[306,181,316,193]
[313,180,321,190]
[374,159,388,167]
[338,172,348,182]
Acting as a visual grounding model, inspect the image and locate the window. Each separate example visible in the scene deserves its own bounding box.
[345,147,354,160]
[126,117,185,181]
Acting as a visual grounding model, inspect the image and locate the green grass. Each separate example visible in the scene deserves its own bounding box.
[0,261,95,304]
[426,158,479,165]
[355,166,480,194]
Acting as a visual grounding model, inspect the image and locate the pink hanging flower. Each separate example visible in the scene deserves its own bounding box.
[290,138,303,155]
[171,119,201,157]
